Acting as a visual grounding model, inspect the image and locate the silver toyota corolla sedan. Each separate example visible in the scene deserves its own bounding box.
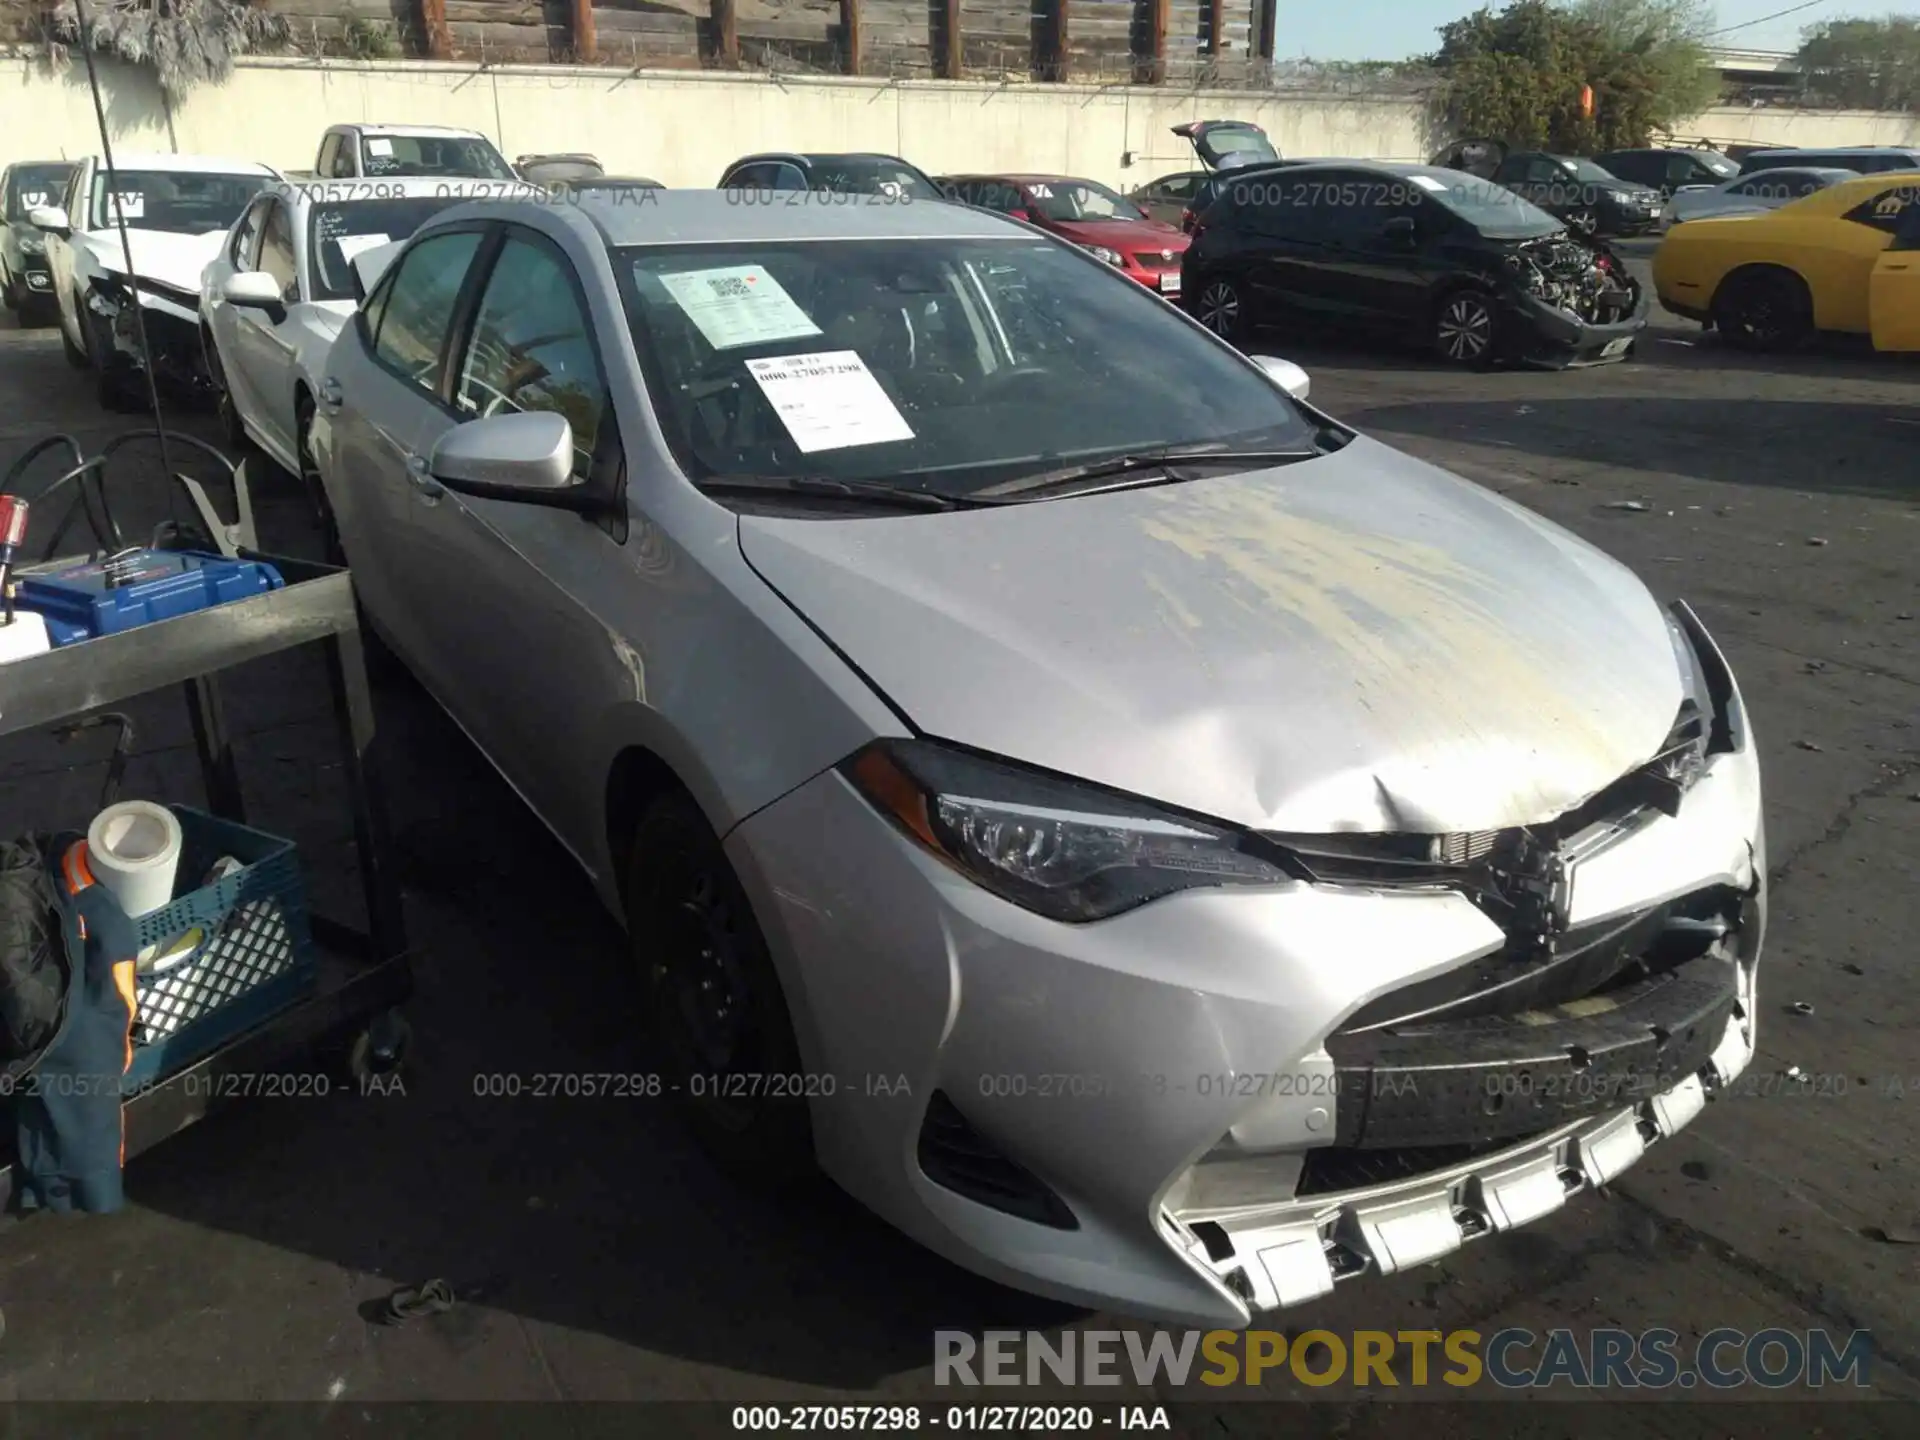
[312,191,1765,1327]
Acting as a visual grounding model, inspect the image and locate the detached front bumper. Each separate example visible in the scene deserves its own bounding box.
[728,722,1765,1326]
[1503,282,1651,370]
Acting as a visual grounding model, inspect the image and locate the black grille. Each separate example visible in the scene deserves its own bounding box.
[1298,1136,1538,1198]
[917,1091,1078,1230]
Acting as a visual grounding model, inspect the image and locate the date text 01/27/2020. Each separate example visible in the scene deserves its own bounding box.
[730,1405,1172,1432]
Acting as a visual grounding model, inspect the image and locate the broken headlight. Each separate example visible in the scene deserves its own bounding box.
[844,740,1294,922]
[1645,608,1718,809]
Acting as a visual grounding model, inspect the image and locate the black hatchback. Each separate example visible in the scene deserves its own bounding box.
[1180,162,1649,369]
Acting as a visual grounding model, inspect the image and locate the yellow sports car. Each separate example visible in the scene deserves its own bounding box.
[1653,170,1920,352]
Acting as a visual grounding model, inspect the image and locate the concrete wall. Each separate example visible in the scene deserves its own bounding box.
[0,54,1438,190]
[2,54,1915,193]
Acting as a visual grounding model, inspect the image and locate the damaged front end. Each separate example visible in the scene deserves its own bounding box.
[1160,601,1763,1317]
[1500,231,1649,368]
[86,270,213,400]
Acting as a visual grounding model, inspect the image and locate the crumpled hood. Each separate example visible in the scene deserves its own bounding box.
[739,437,1683,834]
[89,227,228,293]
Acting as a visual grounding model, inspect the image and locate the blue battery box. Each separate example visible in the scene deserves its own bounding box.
[16,550,284,647]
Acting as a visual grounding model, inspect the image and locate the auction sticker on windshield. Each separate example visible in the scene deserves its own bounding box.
[110,191,146,220]
[334,233,391,264]
[745,350,915,453]
[660,265,823,351]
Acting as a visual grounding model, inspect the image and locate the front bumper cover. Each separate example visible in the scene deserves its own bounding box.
[727,713,1765,1326]
[1502,283,1650,369]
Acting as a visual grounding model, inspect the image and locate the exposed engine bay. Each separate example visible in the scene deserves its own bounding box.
[1509,233,1640,325]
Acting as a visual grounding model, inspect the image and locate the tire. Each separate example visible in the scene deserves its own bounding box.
[1711,269,1811,353]
[1193,276,1247,344]
[298,400,348,567]
[205,326,252,453]
[1,274,17,312]
[60,299,88,369]
[625,790,816,1185]
[1434,288,1500,367]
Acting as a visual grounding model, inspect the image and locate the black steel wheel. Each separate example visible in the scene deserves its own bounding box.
[626,790,815,1184]
[205,327,251,453]
[1194,277,1246,343]
[1434,288,1500,367]
[1712,269,1812,353]
[1565,209,1600,237]
[60,298,88,368]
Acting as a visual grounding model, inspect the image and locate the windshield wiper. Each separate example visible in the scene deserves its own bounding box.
[975,444,1325,501]
[694,474,966,511]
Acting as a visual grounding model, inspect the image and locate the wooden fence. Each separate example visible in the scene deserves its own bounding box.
[6,0,1277,80]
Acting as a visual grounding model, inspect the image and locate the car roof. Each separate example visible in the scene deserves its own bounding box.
[943,173,1103,185]
[275,177,540,209]
[445,187,1003,246]
[1752,146,1920,157]
[730,152,917,167]
[337,124,489,139]
[85,153,277,176]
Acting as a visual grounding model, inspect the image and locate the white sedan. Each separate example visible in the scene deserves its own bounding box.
[201,177,540,514]
[1659,166,1858,229]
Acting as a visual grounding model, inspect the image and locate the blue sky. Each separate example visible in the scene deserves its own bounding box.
[1287,0,1920,61]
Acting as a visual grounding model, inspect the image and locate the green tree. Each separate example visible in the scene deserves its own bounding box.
[1796,15,1920,111]
[1431,0,1722,152]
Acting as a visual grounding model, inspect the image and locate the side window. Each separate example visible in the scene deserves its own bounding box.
[335,137,362,178]
[64,167,86,224]
[1846,184,1918,236]
[229,198,267,269]
[771,163,809,193]
[1892,197,1920,251]
[368,230,484,396]
[1666,156,1699,187]
[723,163,766,189]
[317,135,339,178]
[1314,174,1384,242]
[257,201,298,300]
[454,233,606,472]
[1524,157,1561,184]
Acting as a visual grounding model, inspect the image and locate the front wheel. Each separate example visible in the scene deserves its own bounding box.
[205,327,252,453]
[1193,276,1247,344]
[1565,209,1599,237]
[1712,270,1811,353]
[1434,289,1500,367]
[625,791,816,1186]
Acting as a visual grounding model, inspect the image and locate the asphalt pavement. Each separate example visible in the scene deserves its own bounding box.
[0,273,1915,1433]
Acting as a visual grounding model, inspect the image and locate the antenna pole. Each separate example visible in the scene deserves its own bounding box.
[73,0,176,483]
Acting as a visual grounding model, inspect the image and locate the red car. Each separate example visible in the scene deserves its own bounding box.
[936,173,1189,298]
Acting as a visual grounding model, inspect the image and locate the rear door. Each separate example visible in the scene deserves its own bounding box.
[1174,120,1279,172]
[1314,173,1437,330]
[1870,190,1920,351]
[321,225,490,667]
[1236,173,1345,321]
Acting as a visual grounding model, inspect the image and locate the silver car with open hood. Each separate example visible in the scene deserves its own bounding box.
[310,190,1765,1326]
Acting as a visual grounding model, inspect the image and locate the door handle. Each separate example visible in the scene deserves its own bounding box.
[404,453,444,499]
[319,377,343,411]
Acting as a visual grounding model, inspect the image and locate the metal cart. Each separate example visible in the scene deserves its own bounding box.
[0,451,413,1204]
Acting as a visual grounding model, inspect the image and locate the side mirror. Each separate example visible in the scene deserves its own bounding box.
[1249,354,1310,400]
[223,271,284,311]
[1007,208,1032,223]
[1135,202,1151,219]
[28,205,69,236]
[1383,215,1418,244]
[431,411,588,507]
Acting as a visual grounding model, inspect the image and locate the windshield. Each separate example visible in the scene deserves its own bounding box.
[7,164,73,222]
[1025,179,1142,223]
[1560,157,1619,183]
[1428,176,1562,237]
[524,158,604,181]
[808,160,943,201]
[307,196,481,300]
[617,238,1312,498]
[361,134,516,180]
[90,170,268,233]
[1699,151,1737,176]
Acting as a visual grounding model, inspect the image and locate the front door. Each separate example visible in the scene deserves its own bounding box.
[1870,198,1920,351]
[400,226,620,834]
[229,198,303,463]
